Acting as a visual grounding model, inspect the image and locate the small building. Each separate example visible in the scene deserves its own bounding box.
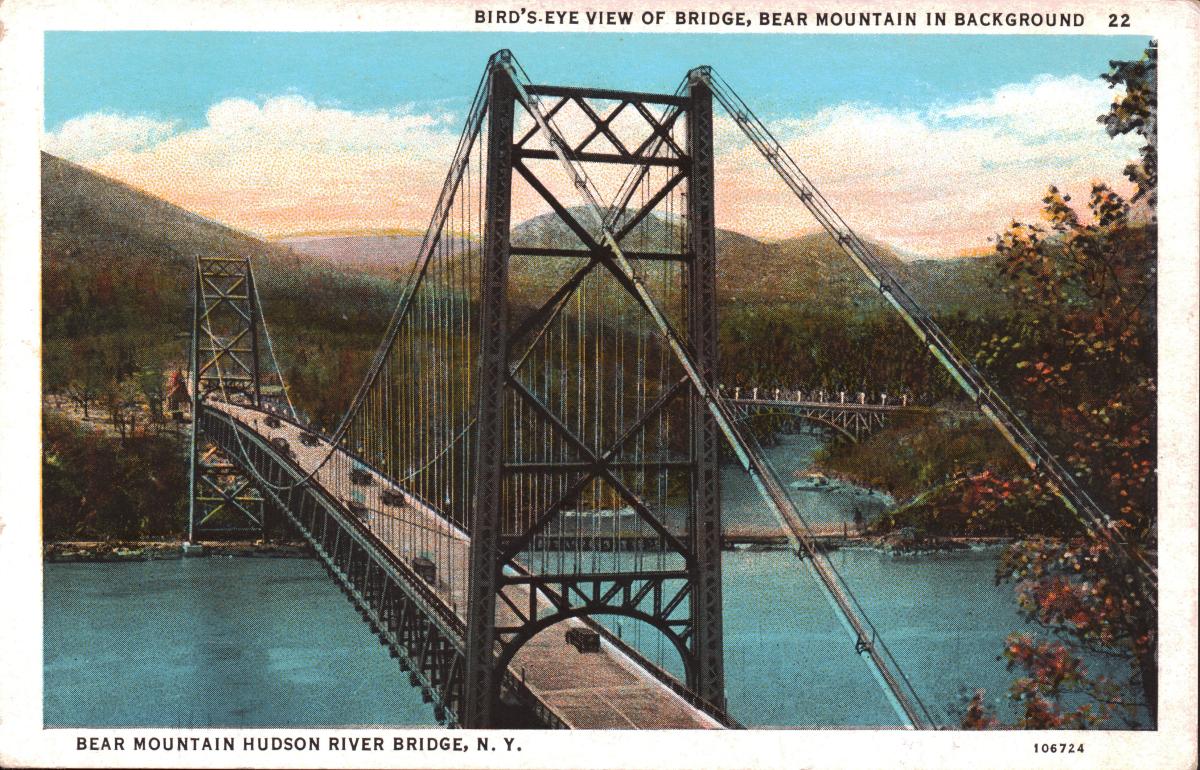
[165,370,190,420]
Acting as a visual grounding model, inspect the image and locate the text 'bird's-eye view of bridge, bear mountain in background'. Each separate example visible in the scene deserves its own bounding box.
[38,39,1161,734]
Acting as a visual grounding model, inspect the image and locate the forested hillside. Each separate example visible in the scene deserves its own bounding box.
[39,151,1025,539]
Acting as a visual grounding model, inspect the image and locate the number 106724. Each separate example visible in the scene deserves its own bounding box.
[1034,743,1084,754]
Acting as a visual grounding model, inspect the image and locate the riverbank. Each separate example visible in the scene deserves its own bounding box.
[44,539,310,563]
[44,531,1010,563]
[722,524,1011,553]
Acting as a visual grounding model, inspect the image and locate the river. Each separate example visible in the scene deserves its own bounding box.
[43,433,1128,728]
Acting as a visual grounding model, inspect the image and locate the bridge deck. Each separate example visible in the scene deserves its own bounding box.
[727,396,937,412]
[215,402,721,730]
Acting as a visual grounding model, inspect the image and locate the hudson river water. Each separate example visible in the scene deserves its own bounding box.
[42,434,1115,728]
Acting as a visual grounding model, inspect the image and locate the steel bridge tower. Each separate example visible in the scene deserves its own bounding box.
[187,256,273,541]
[463,59,725,726]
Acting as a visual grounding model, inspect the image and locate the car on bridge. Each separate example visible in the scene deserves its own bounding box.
[411,556,436,585]
[565,627,601,653]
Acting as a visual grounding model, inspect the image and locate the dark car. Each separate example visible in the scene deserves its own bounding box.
[565,627,601,653]
[411,556,436,585]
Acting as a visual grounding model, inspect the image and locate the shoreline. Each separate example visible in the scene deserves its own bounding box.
[721,527,1013,554]
[44,539,311,563]
[43,532,1013,562]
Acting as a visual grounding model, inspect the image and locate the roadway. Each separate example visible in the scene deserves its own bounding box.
[213,401,722,729]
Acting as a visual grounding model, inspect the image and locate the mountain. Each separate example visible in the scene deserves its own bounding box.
[274,232,468,279]
[43,153,282,337]
[41,152,1005,356]
[40,152,400,347]
[507,207,1006,317]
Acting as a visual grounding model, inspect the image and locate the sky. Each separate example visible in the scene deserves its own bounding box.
[43,32,1149,256]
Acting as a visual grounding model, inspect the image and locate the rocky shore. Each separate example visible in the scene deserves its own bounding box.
[722,523,1010,554]
[44,539,311,563]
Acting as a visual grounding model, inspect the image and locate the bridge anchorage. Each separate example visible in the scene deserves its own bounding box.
[186,48,1154,731]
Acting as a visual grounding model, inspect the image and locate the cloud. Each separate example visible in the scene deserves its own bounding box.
[42,113,177,162]
[44,96,462,237]
[42,74,1143,255]
[711,75,1141,255]
[934,74,1119,136]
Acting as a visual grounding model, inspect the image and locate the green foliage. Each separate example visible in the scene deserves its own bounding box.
[1098,41,1156,207]
[42,414,187,540]
[719,305,1027,401]
[280,331,381,431]
[816,411,1018,488]
[990,186,1156,538]
[873,472,1072,539]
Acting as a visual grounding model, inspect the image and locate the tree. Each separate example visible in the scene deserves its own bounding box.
[1099,41,1156,210]
[101,376,142,442]
[963,43,1158,729]
[137,365,167,427]
[63,342,107,419]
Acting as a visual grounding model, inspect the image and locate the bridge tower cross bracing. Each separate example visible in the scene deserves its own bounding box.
[462,58,725,726]
[187,256,277,541]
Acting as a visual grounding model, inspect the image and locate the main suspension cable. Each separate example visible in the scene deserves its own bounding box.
[495,51,935,729]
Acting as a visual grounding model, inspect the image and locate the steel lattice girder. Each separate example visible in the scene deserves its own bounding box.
[464,63,727,726]
[198,405,559,729]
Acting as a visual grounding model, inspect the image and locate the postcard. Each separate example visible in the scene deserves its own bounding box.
[1,0,1196,767]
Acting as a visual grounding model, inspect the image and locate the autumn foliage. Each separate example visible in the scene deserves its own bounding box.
[962,42,1157,729]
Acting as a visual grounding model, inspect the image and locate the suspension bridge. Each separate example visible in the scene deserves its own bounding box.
[185,50,1156,730]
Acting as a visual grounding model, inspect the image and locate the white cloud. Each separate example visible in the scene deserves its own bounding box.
[43,113,177,162]
[44,96,463,237]
[935,74,1119,136]
[41,74,1144,255]
[711,75,1141,254]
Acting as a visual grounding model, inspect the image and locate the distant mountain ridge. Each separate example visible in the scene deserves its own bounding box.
[278,233,426,274]
[41,151,1007,351]
[507,207,1005,316]
[41,152,399,344]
